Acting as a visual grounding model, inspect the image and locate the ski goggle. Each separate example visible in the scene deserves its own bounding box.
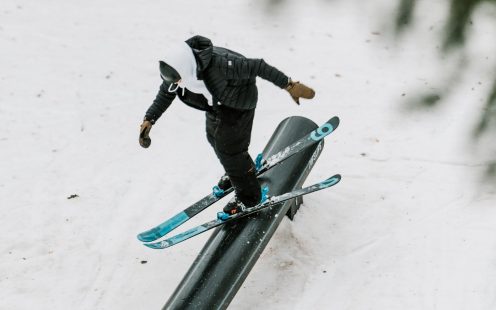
[159,61,181,92]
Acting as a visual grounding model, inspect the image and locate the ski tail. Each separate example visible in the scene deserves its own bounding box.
[144,174,341,250]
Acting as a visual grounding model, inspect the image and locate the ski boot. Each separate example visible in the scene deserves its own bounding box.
[217,174,232,190]
[217,186,269,220]
[222,197,248,215]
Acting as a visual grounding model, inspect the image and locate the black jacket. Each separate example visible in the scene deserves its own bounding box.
[145,35,289,122]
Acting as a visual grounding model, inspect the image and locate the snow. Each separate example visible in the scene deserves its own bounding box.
[1,0,496,309]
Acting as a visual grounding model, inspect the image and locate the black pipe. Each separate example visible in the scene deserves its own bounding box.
[163,116,324,310]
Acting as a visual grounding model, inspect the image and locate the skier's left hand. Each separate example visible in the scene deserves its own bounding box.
[285,78,315,105]
[139,119,153,148]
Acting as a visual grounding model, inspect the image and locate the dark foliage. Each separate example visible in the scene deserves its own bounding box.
[394,0,496,178]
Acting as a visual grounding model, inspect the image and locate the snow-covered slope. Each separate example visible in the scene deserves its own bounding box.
[1,0,495,309]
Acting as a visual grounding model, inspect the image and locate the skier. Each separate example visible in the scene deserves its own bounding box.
[139,35,315,215]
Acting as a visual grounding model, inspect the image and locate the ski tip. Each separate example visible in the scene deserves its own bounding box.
[319,174,342,188]
[330,174,341,183]
[329,116,340,128]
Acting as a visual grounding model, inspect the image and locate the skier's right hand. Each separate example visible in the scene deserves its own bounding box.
[139,118,153,148]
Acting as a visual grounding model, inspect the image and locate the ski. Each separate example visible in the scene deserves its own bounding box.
[143,174,341,249]
[137,116,340,242]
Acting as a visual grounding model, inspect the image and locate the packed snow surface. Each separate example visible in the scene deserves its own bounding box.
[1,0,496,309]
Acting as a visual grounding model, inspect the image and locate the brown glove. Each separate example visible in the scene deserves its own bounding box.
[139,119,153,148]
[285,79,315,105]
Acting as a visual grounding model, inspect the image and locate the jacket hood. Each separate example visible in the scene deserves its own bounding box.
[161,40,210,98]
[185,35,213,71]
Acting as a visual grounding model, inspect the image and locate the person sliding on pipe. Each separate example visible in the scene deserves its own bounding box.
[139,35,315,215]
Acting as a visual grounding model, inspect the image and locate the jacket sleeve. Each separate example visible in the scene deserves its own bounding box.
[145,82,177,122]
[220,57,290,89]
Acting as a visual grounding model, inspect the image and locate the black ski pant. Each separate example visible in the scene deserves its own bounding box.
[206,105,261,207]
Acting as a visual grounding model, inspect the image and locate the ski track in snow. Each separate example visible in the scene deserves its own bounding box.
[1,0,496,309]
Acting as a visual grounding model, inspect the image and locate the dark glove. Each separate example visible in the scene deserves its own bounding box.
[285,78,315,105]
[139,119,153,148]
